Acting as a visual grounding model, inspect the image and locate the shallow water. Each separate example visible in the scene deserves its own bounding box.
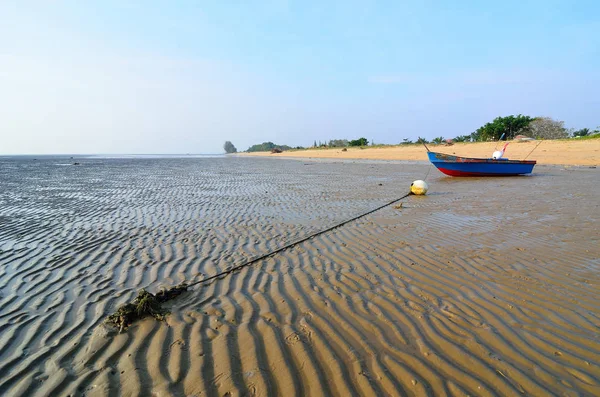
[0,157,598,396]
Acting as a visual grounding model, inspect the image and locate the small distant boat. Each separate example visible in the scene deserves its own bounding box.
[424,144,536,176]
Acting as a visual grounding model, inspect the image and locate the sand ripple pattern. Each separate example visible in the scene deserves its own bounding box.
[0,157,599,396]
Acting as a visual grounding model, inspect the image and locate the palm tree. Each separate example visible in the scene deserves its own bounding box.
[453,135,471,142]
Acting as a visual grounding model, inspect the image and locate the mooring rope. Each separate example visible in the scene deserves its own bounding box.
[105,188,415,330]
[523,140,543,160]
[186,191,412,288]
[422,163,434,182]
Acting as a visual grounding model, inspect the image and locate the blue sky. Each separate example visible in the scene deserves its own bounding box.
[1,0,598,154]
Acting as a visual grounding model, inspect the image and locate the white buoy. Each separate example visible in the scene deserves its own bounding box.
[492,142,510,160]
[410,180,428,195]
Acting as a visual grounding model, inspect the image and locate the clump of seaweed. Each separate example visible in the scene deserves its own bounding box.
[106,283,188,333]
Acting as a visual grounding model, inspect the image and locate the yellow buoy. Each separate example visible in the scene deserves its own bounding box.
[410,180,428,195]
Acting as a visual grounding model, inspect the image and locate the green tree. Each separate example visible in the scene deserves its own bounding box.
[401,138,413,144]
[223,141,237,153]
[431,136,444,144]
[453,135,471,142]
[416,137,429,144]
[246,142,292,152]
[328,139,349,147]
[349,137,368,146]
[572,128,590,137]
[471,115,534,141]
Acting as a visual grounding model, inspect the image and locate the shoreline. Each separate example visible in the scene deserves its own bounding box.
[237,139,600,166]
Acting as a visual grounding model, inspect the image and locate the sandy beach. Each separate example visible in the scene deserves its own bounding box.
[0,156,599,396]
[239,139,600,166]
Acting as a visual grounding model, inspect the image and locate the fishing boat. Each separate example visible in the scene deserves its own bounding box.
[424,143,536,176]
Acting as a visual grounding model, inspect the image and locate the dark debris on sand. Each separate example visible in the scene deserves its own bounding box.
[106,283,188,333]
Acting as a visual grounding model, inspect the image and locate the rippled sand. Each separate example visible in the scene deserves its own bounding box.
[0,157,598,396]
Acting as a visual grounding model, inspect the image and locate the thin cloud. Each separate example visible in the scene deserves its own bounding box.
[369,68,562,86]
[368,75,413,84]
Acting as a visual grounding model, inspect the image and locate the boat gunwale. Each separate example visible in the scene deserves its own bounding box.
[428,151,537,165]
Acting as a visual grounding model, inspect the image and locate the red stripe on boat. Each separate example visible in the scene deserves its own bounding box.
[436,167,518,177]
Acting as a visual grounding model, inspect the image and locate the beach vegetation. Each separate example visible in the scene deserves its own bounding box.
[569,132,600,140]
[247,142,292,152]
[328,139,349,147]
[349,137,369,146]
[416,137,429,144]
[471,114,534,141]
[401,138,414,144]
[572,128,590,137]
[529,117,568,139]
[453,135,471,142]
[431,136,445,144]
[223,141,238,153]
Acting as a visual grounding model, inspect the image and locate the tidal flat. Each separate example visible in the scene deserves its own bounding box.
[0,156,598,396]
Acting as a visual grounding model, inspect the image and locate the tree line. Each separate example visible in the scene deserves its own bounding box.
[223,141,295,153]
[224,116,598,153]
[413,115,598,144]
[223,138,371,153]
[455,115,597,143]
[246,142,294,152]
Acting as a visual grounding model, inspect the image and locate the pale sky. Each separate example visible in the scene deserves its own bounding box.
[1,1,598,154]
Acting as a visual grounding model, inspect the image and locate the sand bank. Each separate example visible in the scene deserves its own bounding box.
[240,139,600,166]
[0,157,598,396]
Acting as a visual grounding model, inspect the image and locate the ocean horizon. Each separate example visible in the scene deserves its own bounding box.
[0,153,226,159]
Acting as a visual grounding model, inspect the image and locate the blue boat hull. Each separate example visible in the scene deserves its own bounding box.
[427,152,536,176]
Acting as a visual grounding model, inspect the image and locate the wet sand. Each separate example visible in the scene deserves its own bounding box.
[0,157,599,396]
[240,139,600,166]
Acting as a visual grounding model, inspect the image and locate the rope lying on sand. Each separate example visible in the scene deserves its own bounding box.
[187,190,412,288]
[106,190,412,330]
